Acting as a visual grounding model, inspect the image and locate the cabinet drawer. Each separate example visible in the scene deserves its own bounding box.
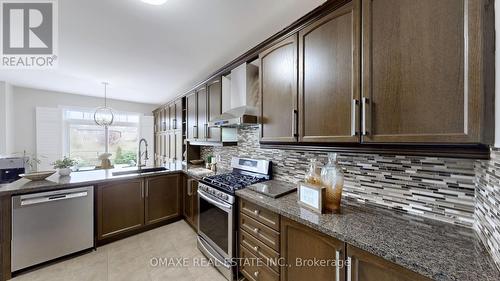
[240,245,280,281]
[240,229,280,273]
[240,213,280,251]
[240,199,280,231]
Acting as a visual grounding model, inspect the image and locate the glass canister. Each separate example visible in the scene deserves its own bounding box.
[305,158,321,185]
[321,153,344,213]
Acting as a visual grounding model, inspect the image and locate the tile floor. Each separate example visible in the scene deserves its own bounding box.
[11,220,227,281]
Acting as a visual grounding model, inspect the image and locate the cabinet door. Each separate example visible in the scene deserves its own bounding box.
[361,0,487,143]
[299,2,360,143]
[281,217,345,281]
[183,178,198,230]
[154,111,160,133]
[207,78,222,142]
[197,87,208,141]
[162,133,170,162]
[161,107,168,132]
[145,174,181,225]
[97,179,144,240]
[260,35,298,142]
[347,244,431,281]
[174,99,183,131]
[175,132,183,162]
[186,92,197,140]
[169,133,176,161]
[168,103,175,132]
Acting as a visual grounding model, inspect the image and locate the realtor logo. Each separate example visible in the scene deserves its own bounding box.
[1,0,58,68]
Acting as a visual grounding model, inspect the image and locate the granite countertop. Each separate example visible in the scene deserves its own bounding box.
[0,162,214,196]
[236,180,500,281]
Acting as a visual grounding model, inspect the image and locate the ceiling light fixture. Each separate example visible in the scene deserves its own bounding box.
[141,0,167,5]
[94,82,114,127]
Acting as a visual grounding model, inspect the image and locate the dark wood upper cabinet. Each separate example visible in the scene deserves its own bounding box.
[281,217,345,281]
[175,132,183,161]
[197,87,208,141]
[361,0,493,144]
[145,174,181,225]
[169,133,176,161]
[168,103,175,131]
[174,99,182,131]
[347,244,431,281]
[97,179,144,240]
[207,78,222,142]
[299,1,360,143]
[186,92,197,140]
[260,35,298,142]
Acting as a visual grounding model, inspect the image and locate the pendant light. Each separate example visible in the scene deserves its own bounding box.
[94,82,114,127]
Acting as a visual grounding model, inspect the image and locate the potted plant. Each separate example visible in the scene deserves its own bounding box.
[52,157,78,176]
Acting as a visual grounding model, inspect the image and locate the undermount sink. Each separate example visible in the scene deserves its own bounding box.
[112,167,168,177]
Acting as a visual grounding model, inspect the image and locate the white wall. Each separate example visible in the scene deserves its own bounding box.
[495,1,500,147]
[0,82,14,156]
[0,82,7,155]
[11,86,158,156]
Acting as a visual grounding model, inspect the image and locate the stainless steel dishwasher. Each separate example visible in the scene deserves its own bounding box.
[11,186,94,271]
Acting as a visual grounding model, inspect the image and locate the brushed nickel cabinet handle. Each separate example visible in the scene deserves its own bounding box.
[253,246,259,251]
[361,97,369,136]
[292,109,298,138]
[205,124,208,139]
[254,271,259,278]
[335,250,340,281]
[193,126,198,139]
[351,99,359,136]
[253,227,259,234]
[187,179,193,196]
[347,256,352,281]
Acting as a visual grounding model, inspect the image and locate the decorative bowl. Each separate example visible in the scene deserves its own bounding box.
[20,170,57,181]
[189,160,205,165]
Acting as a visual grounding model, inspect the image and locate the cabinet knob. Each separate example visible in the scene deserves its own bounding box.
[254,271,259,278]
[253,209,260,215]
[253,246,259,252]
[253,228,259,234]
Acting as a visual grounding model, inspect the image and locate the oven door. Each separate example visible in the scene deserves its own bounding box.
[197,188,234,260]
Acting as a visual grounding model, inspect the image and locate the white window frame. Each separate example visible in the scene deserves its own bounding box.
[61,106,142,161]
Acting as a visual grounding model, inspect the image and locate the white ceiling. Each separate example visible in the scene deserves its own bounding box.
[0,0,325,105]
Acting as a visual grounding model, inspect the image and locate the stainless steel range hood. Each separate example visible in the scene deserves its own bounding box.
[209,62,259,127]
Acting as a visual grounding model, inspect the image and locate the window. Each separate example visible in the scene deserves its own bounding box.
[63,108,141,168]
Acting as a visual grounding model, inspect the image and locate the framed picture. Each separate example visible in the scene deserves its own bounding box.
[297,182,325,213]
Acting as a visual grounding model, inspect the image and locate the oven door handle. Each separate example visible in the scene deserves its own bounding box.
[198,190,232,212]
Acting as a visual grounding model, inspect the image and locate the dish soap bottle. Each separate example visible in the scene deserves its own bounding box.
[321,153,344,213]
[305,158,321,185]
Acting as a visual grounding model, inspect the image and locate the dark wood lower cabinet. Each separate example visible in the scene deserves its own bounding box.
[280,217,345,281]
[97,179,145,240]
[145,174,181,225]
[183,177,198,230]
[347,245,432,281]
[97,174,183,242]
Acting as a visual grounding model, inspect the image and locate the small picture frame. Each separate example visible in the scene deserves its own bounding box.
[297,182,325,214]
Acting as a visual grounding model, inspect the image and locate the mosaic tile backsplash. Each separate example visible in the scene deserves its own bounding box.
[475,148,500,269]
[201,126,477,227]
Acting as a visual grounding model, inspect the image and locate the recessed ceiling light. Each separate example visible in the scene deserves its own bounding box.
[141,0,167,5]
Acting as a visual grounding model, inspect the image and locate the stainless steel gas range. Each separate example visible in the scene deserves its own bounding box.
[197,157,272,280]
